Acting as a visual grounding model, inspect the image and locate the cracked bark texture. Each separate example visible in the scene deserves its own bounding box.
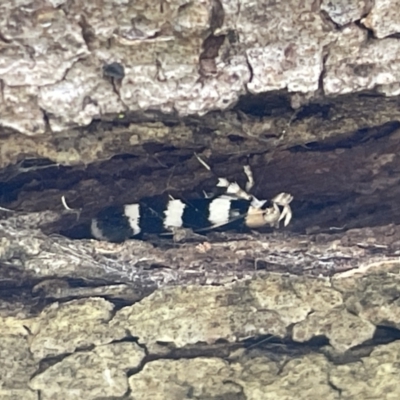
[2,0,400,399]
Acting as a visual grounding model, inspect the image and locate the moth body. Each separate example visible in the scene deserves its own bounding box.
[90,160,294,242]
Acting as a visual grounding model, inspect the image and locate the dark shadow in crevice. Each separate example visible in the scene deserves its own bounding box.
[0,163,73,204]
[291,103,331,122]
[240,334,330,356]
[290,120,400,152]
[373,325,400,344]
[234,91,293,117]
[125,339,236,378]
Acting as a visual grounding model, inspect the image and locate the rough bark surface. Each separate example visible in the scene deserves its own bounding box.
[2,0,400,399]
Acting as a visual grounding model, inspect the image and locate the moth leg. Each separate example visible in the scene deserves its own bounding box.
[203,190,211,198]
[195,152,252,201]
[271,192,294,227]
[217,179,252,201]
[196,241,212,253]
[243,165,254,193]
[219,165,255,199]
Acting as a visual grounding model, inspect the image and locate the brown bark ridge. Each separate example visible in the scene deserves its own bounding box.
[2,0,400,399]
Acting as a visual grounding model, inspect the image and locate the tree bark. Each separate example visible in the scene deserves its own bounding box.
[2,0,400,399]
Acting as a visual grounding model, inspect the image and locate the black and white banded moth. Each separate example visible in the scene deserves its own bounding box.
[90,159,293,243]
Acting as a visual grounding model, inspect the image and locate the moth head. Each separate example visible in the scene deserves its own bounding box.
[245,193,293,229]
[245,203,280,228]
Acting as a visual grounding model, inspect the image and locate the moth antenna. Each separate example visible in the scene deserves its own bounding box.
[243,165,254,192]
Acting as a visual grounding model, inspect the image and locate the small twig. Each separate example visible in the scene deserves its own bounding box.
[61,196,74,211]
[194,152,211,171]
[329,225,347,231]
[286,108,301,130]
[152,155,168,168]
[242,335,277,351]
[164,165,179,192]
[0,206,14,212]
[356,242,388,249]
[61,196,81,220]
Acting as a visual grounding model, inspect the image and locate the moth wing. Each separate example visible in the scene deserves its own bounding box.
[193,213,247,233]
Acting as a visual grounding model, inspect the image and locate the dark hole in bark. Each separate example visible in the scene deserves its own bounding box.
[228,134,245,143]
[1,109,400,242]
[0,141,397,241]
[292,103,331,122]
[235,92,293,117]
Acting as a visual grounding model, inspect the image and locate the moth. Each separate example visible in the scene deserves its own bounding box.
[90,157,293,243]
